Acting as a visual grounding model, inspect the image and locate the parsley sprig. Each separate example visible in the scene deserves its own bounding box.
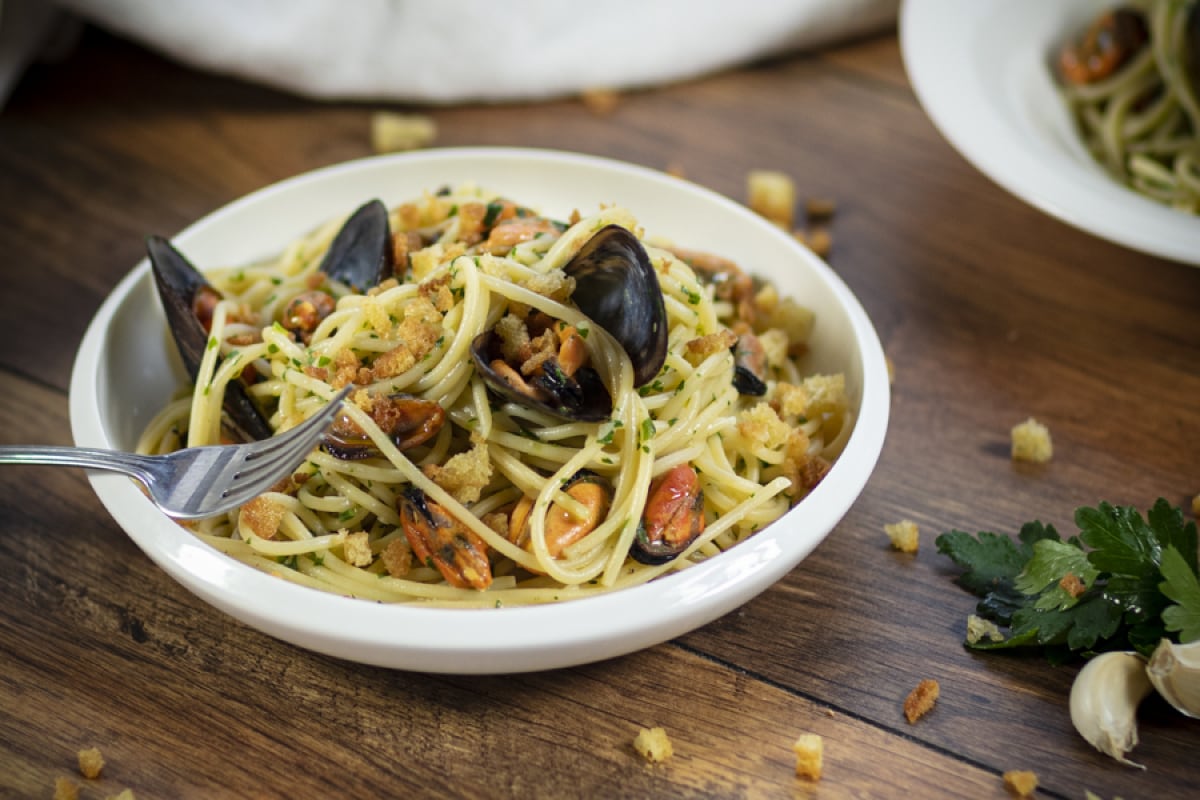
[936,498,1200,661]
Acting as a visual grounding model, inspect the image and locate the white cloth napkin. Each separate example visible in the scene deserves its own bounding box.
[3,0,898,105]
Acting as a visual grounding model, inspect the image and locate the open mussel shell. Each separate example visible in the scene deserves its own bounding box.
[631,465,705,565]
[562,225,667,387]
[322,393,446,460]
[319,199,394,293]
[470,330,612,422]
[146,235,274,442]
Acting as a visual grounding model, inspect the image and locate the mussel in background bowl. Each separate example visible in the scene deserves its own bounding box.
[69,147,889,673]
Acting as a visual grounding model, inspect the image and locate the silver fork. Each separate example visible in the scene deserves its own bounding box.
[0,386,351,519]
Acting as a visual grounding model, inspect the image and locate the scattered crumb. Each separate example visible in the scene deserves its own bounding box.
[804,227,833,258]
[966,614,1004,644]
[1011,417,1053,463]
[823,708,836,718]
[747,169,796,228]
[370,111,437,154]
[792,733,824,781]
[1002,769,1038,797]
[580,87,620,115]
[633,727,673,763]
[106,791,136,800]
[341,530,373,567]
[805,197,837,220]
[1059,572,1086,598]
[78,747,104,779]
[1191,493,1200,519]
[54,777,79,800]
[884,519,920,554]
[903,678,940,723]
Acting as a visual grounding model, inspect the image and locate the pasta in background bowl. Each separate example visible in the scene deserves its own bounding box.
[69,148,889,673]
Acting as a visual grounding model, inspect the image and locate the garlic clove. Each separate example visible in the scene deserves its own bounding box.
[1069,651,1153,768]
[1146,638,1200,719]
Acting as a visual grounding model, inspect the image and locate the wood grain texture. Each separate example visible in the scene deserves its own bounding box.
[1,27,1198,800]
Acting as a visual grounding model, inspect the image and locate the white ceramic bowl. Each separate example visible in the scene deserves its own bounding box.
[902,0,1200,266]
[69,147,890,673]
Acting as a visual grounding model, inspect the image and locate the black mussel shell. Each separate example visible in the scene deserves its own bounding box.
[731,332,767,396]
[470,330,612,422]
[322,393,446,460]
[562,225,667,387]
[147,235,274,442]
[319,199,394,293]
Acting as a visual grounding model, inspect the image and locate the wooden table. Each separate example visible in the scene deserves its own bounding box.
[2,25,1197,800]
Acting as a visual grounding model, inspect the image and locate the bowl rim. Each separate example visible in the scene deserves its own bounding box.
[69,146,890,672]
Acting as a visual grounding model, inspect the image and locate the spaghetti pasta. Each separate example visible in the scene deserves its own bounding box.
[138,184,850,607]
[1059,0,1200,212]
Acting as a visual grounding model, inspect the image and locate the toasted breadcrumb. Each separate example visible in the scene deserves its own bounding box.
[792,733,823,781]
[78,747,104,779]
[633,727,673,763]
[796,227,832,258]
[966,614,1004,645]
[370,111,437,154]
[241,495,286,540]
[341,530,373,567]
[421,435,493,504]
[1059,572,1086,598]
[1003,770,1038,797]
[904,679,940,723]
[1011,418,1053,463]
[580,87,620,115]
[805,197,837,220]
[747,170,796,228]
[884,519,920,554]
[54,777,80,800]
[380,538,413,577]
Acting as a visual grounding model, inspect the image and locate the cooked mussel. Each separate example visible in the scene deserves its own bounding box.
[561,225,668,387]
[731,331,768,396]
[1058,6,1148,85]
[632,464,705,564]
[319,199,395,292]
[398,487,492,590]
[323,392,445,460]
[471,225,669,422]
[147,235,274,442]
[470,325,612,422]
[508,470,612,559]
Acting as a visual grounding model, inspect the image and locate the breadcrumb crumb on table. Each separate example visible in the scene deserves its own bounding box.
[1002,769,1038,797]
[966,613,1004,644]
[884,519,919,554]
[792,733,823,781]
[747,169,796,228]
[53,777,80,800]
[1011,417,1053,463]
[633,726,673,763]
[580,87,620,115]
[78,747,104,779]
[370,111,437,154]
[903,678,940,723]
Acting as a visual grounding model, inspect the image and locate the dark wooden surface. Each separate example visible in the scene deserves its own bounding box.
[2,26,1198,800]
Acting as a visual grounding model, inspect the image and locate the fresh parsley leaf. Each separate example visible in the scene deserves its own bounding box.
[937,499,1200,659]
[1160,545,1200,643]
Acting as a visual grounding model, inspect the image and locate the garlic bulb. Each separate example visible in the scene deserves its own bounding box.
[1146,638,1200,719]
[1068,651,1153,768]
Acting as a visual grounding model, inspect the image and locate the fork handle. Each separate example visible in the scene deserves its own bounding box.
[0,445,156,483]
